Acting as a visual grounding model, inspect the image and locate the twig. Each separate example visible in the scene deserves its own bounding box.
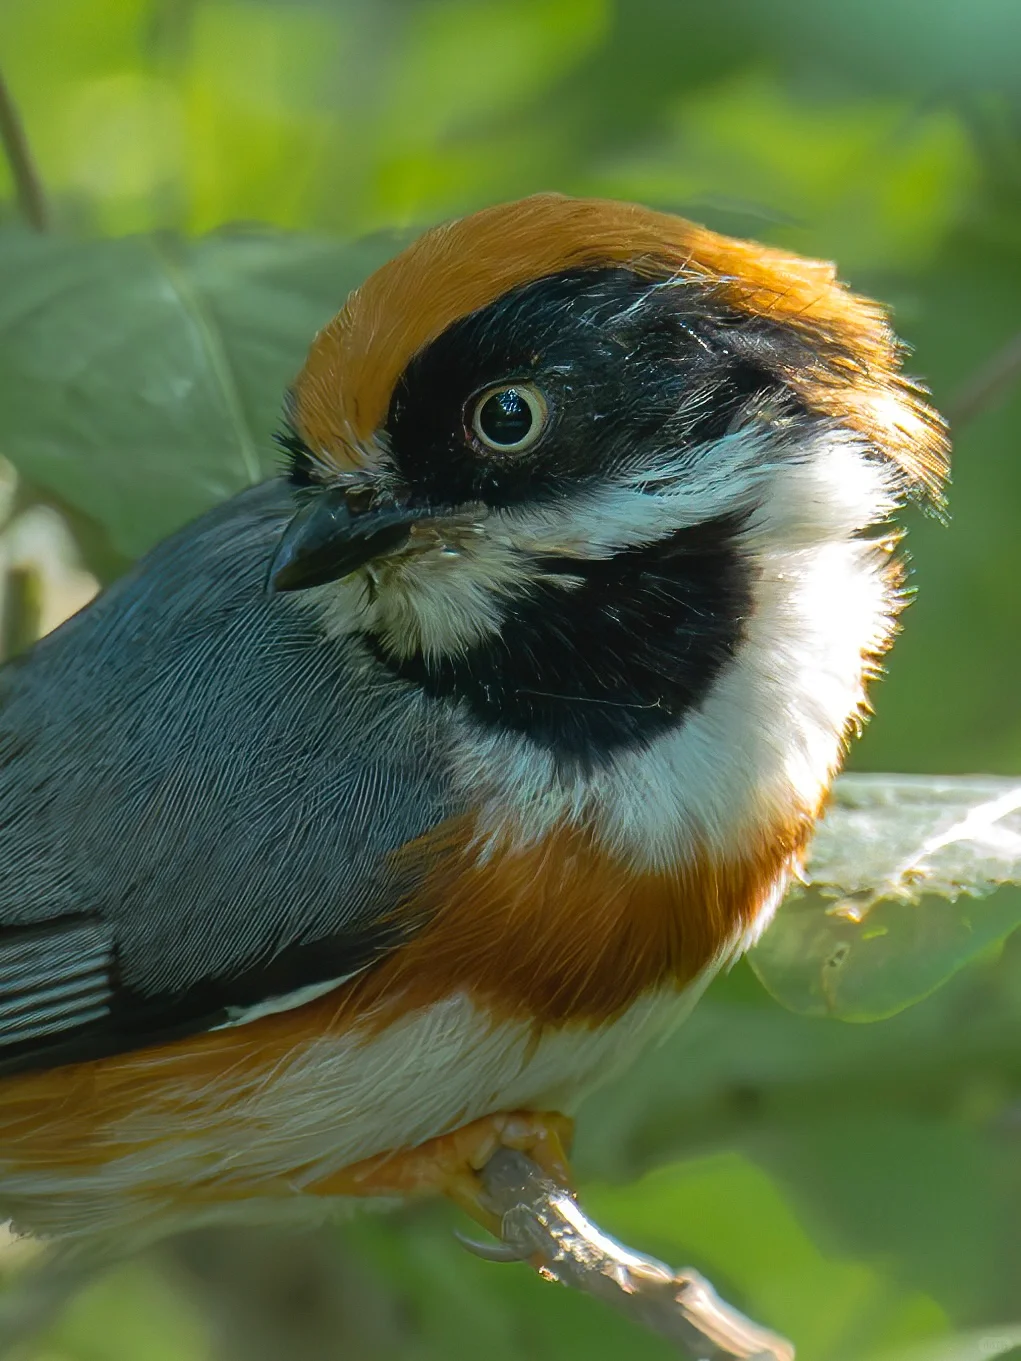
[946,330,1021,429]
[478,1149,795,1361]
[0,69,48,231]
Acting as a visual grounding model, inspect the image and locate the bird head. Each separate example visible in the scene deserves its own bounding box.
[268,193,948,859]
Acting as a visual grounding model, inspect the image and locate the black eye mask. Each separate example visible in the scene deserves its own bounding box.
[380,266,786,511]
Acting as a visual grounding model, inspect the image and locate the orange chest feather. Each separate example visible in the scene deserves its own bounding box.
[342,815,808,1029]
[0,816,804,1211]
[0,817,804,1151]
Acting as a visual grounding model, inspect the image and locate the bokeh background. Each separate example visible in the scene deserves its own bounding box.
[0,2,1020,1358]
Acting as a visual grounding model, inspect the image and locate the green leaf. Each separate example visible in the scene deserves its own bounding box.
[0,227,395,557]
[749,776,1021,1020]
[749,881,1021,1021]
[584,1152,948,1361]
[42,1259,211,1361]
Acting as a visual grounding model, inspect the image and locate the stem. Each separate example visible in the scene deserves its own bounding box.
[947,330,1021,429]
[479,1149,795,1360]
[0,69,48,231]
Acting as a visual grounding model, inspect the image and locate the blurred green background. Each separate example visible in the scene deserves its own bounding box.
[0,2,1020,1359]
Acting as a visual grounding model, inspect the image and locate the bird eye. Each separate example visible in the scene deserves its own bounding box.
[470,384,548,454]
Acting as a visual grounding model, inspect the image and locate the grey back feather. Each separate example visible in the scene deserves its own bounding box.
[0,480,460,1070]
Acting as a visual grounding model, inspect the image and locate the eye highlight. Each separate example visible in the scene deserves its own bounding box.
[469,384,548,454]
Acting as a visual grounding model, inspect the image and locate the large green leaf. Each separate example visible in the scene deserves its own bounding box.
[750,775,1021,1019]
[0,228,395,556]
[750,881,1021,1021]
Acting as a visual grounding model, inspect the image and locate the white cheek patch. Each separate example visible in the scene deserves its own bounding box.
[368,532,577,661]
[489,428,778,560]
[307,530,540,660]
[487,427,899,564]
[743,433,901,547]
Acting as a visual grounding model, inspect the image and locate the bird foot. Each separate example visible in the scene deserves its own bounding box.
[311,1110,575,1236]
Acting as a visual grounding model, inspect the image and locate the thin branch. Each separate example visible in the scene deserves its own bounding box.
[946,330,1021,429]
[0,70,48,232]
[478,1149,795,1361]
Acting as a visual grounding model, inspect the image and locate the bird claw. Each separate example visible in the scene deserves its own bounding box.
[453,1228,531,1263]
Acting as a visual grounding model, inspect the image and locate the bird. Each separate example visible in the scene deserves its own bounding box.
[0,192,948,1247]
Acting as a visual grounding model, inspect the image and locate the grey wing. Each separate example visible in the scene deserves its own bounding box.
[0,479,458,1073]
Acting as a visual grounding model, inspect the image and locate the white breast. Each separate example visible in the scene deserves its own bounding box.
[0,979,713,1241]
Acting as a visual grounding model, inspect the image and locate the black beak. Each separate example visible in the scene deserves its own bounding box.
[267,487,424,593]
